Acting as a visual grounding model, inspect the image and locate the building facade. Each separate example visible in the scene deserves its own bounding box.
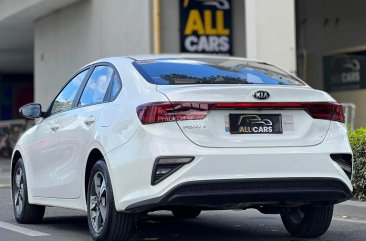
[6,0,364,128]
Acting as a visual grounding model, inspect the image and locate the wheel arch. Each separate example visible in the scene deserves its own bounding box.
[84,148,105,200]
[11,149,22,178]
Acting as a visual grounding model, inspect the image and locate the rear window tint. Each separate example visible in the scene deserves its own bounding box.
[133,58,304,86]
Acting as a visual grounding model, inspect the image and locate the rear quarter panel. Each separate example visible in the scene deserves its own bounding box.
[97,58,169,153]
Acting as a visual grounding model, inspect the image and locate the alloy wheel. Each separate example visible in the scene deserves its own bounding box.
[14,167,25,215]
[89,172,108,233]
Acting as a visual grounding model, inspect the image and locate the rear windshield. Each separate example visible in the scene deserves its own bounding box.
[133,58,304,86]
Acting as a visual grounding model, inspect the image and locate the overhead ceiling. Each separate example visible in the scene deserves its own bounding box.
[0,0,84,74]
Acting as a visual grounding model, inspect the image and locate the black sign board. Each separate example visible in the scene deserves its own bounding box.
[180,0,233,55]
[324,53,366,91]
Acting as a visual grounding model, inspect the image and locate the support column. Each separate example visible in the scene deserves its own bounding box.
[244,0,296,73]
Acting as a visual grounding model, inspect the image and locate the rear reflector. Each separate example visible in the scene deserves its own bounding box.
[137,102,345,124]
[330,154,353,180]
[152,157,194,185]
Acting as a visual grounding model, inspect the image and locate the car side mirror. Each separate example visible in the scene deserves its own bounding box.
[19,103,44,119]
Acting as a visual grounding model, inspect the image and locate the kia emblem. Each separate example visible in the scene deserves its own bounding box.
[253,91,270,100]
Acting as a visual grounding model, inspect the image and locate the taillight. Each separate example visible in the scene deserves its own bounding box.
[303,102,344,123]
[136,102,211,124]
[137,102,345,124]
[211,102,344,123]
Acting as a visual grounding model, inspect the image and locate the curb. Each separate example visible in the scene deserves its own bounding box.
[338,200,366,208]
[335,200,366,220]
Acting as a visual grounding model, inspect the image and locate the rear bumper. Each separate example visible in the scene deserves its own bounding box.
[106,121,353,211]
[126,178,352,212]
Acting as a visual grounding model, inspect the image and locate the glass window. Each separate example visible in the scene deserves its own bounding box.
[50,69,88,115]
[79,66,114,106]
[110,73,122,100]
[134,58,304,86]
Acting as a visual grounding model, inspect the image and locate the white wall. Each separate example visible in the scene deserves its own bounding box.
[0,0,84,73]
[34,0,152,107]
[160,0,179,53]
[245,0,296,73]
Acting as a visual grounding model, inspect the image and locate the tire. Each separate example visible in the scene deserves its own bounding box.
[172,207,201,219]
[281,204,334,238]
[87,160,135,241]
[12,158,45,224]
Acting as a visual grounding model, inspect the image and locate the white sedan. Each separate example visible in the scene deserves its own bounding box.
[12,55,353,241]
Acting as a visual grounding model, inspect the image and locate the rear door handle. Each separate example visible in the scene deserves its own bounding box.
[50,123,60,131]
[84,116,96,127]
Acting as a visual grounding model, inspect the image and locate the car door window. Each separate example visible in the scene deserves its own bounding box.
[79,66,114,107]
[110,73,122,100]
[50,69,88,115]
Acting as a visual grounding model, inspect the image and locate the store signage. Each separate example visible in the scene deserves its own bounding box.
[323,53,366,91]
[180,0,233,55]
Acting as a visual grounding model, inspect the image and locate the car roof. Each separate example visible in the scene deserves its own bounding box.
[91,54,269,66]
[129,54,267,64]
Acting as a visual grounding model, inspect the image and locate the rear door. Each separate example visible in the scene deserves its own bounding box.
[157,85,334,148]
[57,65,115,198]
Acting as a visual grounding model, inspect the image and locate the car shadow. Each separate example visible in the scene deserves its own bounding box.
[132,212,297,241]
[42,215,89,232]
[39,211,310,241]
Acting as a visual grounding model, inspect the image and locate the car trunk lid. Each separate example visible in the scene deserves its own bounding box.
[155,85,338,148]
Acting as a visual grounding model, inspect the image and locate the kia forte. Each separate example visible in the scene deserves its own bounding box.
[12,55,353,241]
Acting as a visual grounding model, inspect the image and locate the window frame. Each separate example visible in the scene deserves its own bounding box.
[77,64,115,108]
[45,62,122,118]
[108,71,123,102]
[46,67,92,117]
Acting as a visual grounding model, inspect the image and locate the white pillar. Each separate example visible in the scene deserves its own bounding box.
[245,0,258,59]
[244,0,296,73]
